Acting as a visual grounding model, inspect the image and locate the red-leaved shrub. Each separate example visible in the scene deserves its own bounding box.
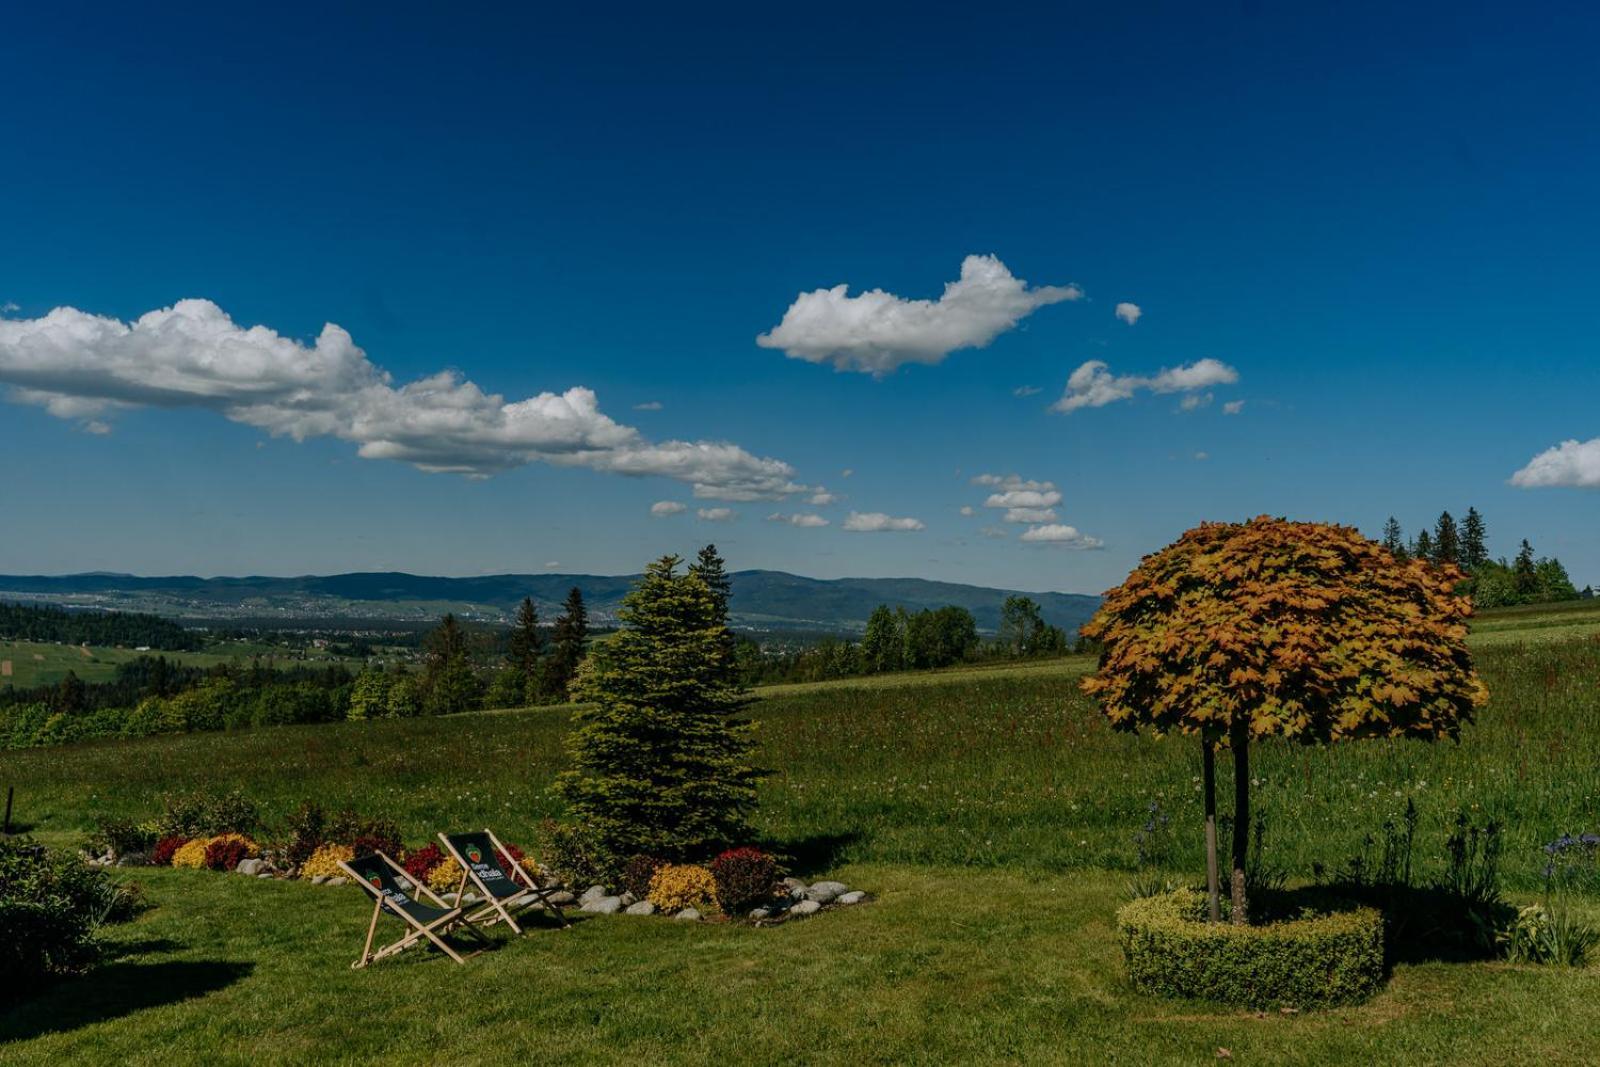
[152,835,188,867]
[621,854,666,899]
[204,837,251,872]
[496,842,525,875]
[402,844,444,882]
[710,847,780,915]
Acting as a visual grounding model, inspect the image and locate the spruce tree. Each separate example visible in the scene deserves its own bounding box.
[507,597,544,695]
[1514,540,1539,598]
[1413,529,1434,562]
[689,544,732,621]
[1433,511,1460,565]
[555,555,762,858]
[1381,517,1406,560]
[544,587,589,701]
[421,613,480,714]
[1461,507,1488,569]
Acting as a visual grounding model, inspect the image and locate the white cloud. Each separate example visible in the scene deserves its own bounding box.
[1179,392,1213,412]
[545,560,561,568]
[1511,438,1600,488]
[1019,524,1104,548]
[633,400,663,411]
[985,488,1062,509]
[0,302,18,315]
[808,488,838,506]
[1114,302,1142,325]
[1194,451,1209,461]
[766,511,830,527]
[980,525,1008,539]
[650,500,687,517]
[959,505,976,517]
[973,474,1062,521]
[1051,357,1239,414]
[1004,507,1057,524]
[843,511,925,532]
[1223,399,1245,415]
[757,254,1081,375]
[841,468,854,478]
[696,507,738,522]
[1013,385,1041,397]
[0,300,802,499]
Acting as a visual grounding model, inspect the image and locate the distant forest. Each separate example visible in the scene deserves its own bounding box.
[0,601,201,651]
[1380,508,1587,607]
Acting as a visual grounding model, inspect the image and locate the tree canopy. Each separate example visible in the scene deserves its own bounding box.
[1081,516,1487,746]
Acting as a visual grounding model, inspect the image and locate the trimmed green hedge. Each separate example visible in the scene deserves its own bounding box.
[1117,888,1384,1009]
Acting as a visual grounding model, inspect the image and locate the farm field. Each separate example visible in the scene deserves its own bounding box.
[0,638,379,689]
[3,602,1600,1063]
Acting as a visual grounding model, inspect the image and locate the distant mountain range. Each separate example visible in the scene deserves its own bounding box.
[0,570,1102,636]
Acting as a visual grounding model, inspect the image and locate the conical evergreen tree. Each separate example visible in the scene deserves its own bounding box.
[1412,529,1434,562]
[555,555,762,858]
[1381,517,1406,560]
[689,544,732,621]
[1514,540,1539,598]
[1433,511,1460,565]
[421,613,480,714]
[1461,507,1488,569]
[507,597,544,688]
[544,587,589,701]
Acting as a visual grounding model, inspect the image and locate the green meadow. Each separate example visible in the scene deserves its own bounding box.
[3,600,1600,1063]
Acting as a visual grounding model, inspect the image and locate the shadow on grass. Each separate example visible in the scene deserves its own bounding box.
[1322,881,1513,966]
[0,960,254,1042]
[765,831,863,877]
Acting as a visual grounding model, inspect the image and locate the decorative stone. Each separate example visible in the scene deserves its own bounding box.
[580,885,610,905]
[790,899,822,916]
[116,852,149,867]
[236,858,265,876]
[442,892,459,905]
[257,873,274,879]
[788,885,808,901]
[326,877,347,888]
[546,890,577,907]
[462,892,481,905]
[620,891,637,906]
[805,880,848,904]
[624,900,657,916]
[749,907,773,920]
[837,890,866,905]
[582,895,624,914]
[311,875,328,885]
[674,907,702,921]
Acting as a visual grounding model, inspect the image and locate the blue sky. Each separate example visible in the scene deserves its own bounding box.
[2,2,1597,594]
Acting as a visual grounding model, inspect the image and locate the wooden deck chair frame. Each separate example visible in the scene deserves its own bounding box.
[437,828,572,935]
[339,851,489,969]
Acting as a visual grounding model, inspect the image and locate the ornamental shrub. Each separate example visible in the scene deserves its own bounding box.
[170,838,211,870]
[156,790,260,839]
[1117,887,1384,1009]
[301,843,354,881]
[403,844,445,883]
[647,863,719,914]
[621,854,666,900]
[0,840,117,1003]
[329,811,403,859]
[427,857,463,894]
[283,802,328,869]
[540,819,619,888]
[152,835,188,867]
[203,833,259,872]
[88,817,157,860]
[710,847,780,915]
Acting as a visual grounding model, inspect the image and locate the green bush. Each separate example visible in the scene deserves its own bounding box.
[0,840,134,1003]
[1117,887,1384,1009]
[156,789,260,838]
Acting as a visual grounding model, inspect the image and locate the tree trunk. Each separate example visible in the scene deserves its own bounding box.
[1230,721,1250,925]
[1202,738,1221,924]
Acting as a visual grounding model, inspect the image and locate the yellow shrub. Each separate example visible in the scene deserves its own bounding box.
[427,857,463,893]
[208,832,261,858]
[647,864,719,914]
[171,838,211,869]
[301,843,355,880]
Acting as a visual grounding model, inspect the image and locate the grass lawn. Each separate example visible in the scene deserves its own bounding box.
[4,603,1600,1062]
[6,866,1600,1065]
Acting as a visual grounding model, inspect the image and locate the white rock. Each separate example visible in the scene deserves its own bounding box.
[625,900,657,916]
[674,907,702,921]
[236,858,265,877]
[790,899,822,916]
[805,880,848,904]
[749,907,773,920]
[620,891,637,907]
[257,873,274,879]
[442,892,459,905]
[580,885,610,905]
[582,895,624,915]
[326,877,347,888]
[311,875,328,885]
[837,890,866,905]
[546,890,577,907]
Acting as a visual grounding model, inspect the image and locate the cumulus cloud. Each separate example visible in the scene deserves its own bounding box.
[1114,302,1142,325]
[633,400,663,411]
[697,507,737,522]
[757,255,1081,375]
[1019,524,1104,548]
[1223,399,1245,415]
[766,511,830,527]
[545,561,561,568]
[0,300,802,499]
[972,474,1062,522]
[1511,438,1600,488]
[0,302,18,315]
[841,468,854,478]
[650,500,687,517]
[842,511,925,532]
[1004,507,1057,524]
[1013,385,1041,397]
[980,525,1008,539]
[959,505,976,517]
[1051,357,1238,414]
[1180,392,1213,411]
[808,488,838,506]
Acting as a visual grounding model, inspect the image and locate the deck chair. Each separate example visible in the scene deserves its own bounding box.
[339,851,489,969]
[437,829,571,935]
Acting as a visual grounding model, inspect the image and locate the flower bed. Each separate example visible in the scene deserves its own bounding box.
[1116,887,1384,1009]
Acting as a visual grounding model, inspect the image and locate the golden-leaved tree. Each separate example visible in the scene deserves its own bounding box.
[1081,517,1487,923]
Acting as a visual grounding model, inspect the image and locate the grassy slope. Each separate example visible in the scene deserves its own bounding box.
[0,639,372,688]
[4,604,1600,1062]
